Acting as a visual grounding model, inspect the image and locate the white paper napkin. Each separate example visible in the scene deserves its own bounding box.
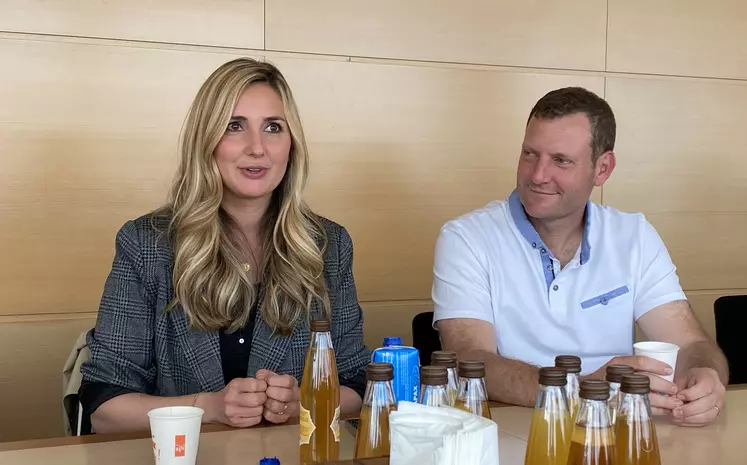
[389,401,499,465]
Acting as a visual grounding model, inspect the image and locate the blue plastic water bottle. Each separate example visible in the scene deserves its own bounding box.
[371,336,420,404]
[259,457,280,465]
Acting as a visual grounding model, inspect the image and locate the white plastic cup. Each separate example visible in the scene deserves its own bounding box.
[147,406,204,465]
[633,341,680,383]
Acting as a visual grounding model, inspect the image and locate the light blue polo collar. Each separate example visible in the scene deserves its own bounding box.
[508,189,592,266]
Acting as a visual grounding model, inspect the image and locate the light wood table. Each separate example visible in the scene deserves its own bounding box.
[0,387,744,464]
[0,418,528,464]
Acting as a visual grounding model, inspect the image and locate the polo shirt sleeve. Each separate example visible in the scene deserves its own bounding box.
[634,216,688,320]
[432,223,494,326]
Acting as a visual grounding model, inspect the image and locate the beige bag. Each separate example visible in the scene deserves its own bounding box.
[61,329,92,436]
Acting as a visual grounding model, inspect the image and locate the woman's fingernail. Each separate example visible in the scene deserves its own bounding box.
[674,408,683,418]
[666,367,674,375]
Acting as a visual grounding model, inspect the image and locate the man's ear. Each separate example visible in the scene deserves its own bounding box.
[594,151,616,187]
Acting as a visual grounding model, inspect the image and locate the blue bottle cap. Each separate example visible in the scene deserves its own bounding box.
[383,336,403,346]
[259,458,280,465]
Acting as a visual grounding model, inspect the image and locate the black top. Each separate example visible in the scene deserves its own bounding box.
[78,307,366,434]
[219,304,259,385]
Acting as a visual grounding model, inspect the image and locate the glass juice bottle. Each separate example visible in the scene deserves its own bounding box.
[453,360,491,419]
[615,374,661,465]
[567,380,617,465]
[300,319,340,464]
[524,367,573,465]
[555,355,582,421]
[354,362,398,459]
[430,350,459,406]
[606,364,634,425]
[418,365,450,407]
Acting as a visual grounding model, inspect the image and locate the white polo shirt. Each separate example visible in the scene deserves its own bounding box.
[432,189,687,375]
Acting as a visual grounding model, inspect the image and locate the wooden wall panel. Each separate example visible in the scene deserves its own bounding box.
[361,300,432,349]
[607,0,747,79]
[0,37,252,315]
[266,0,607,71]
[641,213,747,292]
[0,315,95,442]
[0,0,264,49]
[604,76,747,290]
[270,56,605,301]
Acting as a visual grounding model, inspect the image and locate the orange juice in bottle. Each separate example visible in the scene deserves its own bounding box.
[615,374,661,465]
[567,380,617,465]
[524,367,573,465]
[354,363,398,459]
[300,319,340,464]
[453,360,491,419]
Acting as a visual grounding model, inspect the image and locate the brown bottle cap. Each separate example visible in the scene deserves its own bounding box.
[579,379,610,401]
[620,374,651,395]
[366,362,394,382]
[310,319,331,332]
[431,351,458,368]
[554,355,582,374]
[606,364,635,384]
[458,360,486,378]
[420,365,448,386]
[539,367,568,386]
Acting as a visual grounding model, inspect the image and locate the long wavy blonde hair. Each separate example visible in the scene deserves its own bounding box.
[160,58,330,335]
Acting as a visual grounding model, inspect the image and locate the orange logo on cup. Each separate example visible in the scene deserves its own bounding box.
[175,434,186,457]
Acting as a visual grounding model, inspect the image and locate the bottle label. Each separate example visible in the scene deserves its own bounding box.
[410,364,420,402]
[299,404,315,445]
[330,405,341,442]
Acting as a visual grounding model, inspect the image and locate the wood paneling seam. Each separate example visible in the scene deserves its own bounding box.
[2,31,747,84]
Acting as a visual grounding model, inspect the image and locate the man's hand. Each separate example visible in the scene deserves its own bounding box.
[672,367,725,427]
[585,355,683,415]
[256,369,301,424]
[635,300,729,425]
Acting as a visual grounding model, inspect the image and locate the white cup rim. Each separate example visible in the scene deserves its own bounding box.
[147,406,204,420]
[634,341,680,353]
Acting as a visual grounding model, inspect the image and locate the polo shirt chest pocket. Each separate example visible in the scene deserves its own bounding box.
[580,285,630,310]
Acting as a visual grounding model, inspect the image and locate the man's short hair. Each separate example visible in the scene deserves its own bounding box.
[527,87,616,165]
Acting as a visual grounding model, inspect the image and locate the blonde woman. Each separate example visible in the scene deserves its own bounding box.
[79,58,369,434]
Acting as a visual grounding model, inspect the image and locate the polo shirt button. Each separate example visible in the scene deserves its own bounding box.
[547,264,553,270]
[601,297,609,305]
[540,247,547,254]
[553,285,559,291]
[532,242,537,248]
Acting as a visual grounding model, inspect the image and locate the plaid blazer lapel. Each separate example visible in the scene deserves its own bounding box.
[248,291,292,376]
[248,321,294,377]
[171,306,224,392]
[248,292,316,377]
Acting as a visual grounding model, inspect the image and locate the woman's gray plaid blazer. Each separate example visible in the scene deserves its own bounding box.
[80,213,370,396]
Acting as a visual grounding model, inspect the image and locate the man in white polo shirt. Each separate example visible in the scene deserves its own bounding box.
[433,87,728,426]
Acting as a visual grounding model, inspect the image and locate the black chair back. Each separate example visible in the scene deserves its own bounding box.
[411,311,442,366]
[714,295,747,385]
